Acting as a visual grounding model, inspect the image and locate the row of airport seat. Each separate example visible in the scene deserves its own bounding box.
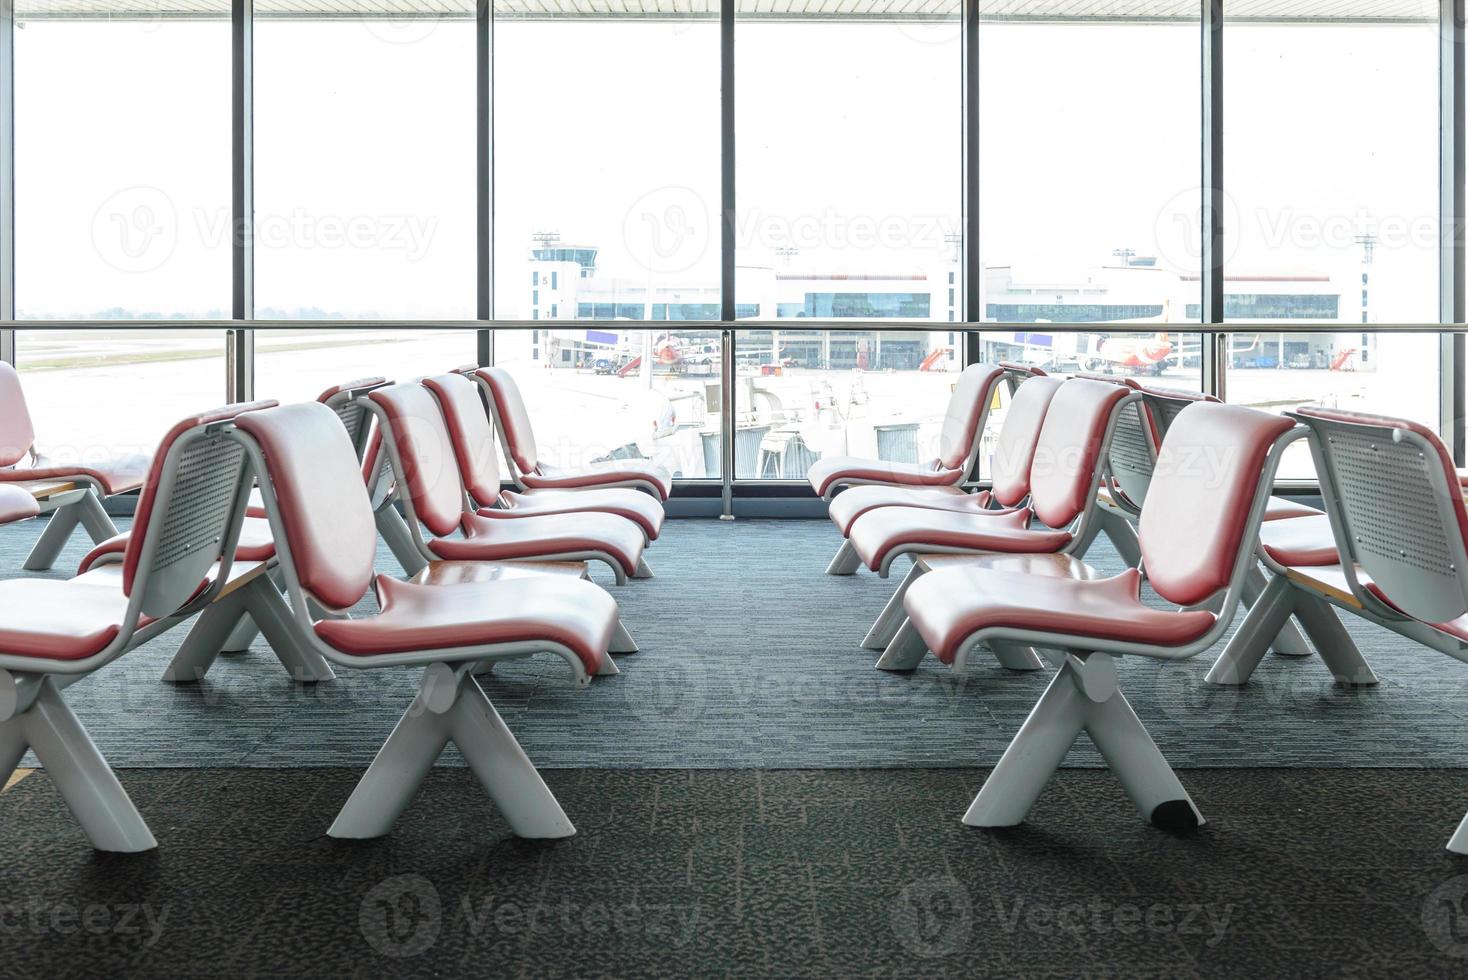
[7,352,1468,856]
[811,362,1468,852]
[0,365,672,852]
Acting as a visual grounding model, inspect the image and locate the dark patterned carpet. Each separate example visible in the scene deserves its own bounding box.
[8,514,1468,977]
[4,766,1468,978]
[1,516,1465,771]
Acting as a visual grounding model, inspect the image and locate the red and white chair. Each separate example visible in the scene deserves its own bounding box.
[806,362,1008,501]
[1138,385,1325,663]
[78,378,396,685]
[0,400,274,851]
[847,378,1136,663]
[900,401,1303,832]
[1205,407,1466,692]
[1139,385,1322,523]
[312,377,432,573]
[1197,407,1468,852]
[364,381,651,588]
[1063,374,1152,564]
[229,401,623,840]
[0,362,151,571]
[72,492,318,684]
[824,373,1062,574]
[471,366,673,501]
[424,373,664,545]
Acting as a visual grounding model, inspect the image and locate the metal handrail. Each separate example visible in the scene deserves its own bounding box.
[5,319,1464,333]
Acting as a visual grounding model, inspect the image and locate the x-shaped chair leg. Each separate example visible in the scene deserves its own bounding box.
[0,675,155,852]
[965,653,1202,832]
[163,576,336,684]
[826,539,862,576]
[23,489,118,572]
[1242,565,1312,657]
[1447,810,1468,855]
[329,664,574,841]
[863,564,924,650]
[1208,575,1375,686]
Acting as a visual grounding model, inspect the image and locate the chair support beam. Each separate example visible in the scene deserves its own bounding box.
[328,669,574,841]
[0,679,155,852]
[964,654,1202,831]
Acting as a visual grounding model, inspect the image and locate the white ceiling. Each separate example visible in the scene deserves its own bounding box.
[14,0,1437,21]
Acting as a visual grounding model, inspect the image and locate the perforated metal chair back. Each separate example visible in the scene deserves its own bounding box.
[123,403,270,618]
[319,379,394,509]
[1072,374,1154,513]
[1140,386,1220,444]
[1293,406,1468,625]
[318,378,389,459]
[998,362,1045,397]
[1106,400,1156,511]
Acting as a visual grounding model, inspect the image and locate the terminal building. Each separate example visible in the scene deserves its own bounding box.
[518,239,1361,374]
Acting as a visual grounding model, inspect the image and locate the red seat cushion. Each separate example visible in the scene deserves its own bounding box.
[77,516,277,575]
[1259,514,1338,568]
[487,487,664,541]
[989,377,1064,507]
[1264,497,1323,522]
[905,564,1217,664]
[0,570,158,661]
[0,452,151,496]
[0,485,38,525]
[828,484,984,537]
[806,456,958,498]
[848,505,1071,572]
[314,574,617,675]
[428,510,646,576]
[234,403,380,612]
[523,460,674,501]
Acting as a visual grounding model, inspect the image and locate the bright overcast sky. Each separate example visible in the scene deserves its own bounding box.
[11,16,1441,322]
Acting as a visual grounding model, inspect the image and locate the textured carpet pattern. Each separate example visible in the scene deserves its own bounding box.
[4,766,1468,977]
[5,515,1468,770]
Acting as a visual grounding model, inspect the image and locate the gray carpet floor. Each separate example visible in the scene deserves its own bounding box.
[7,766,1468,977]
[6,515,1468,771]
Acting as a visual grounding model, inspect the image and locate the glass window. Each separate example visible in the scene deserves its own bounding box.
[1225,14,1440,476]
[13,1,230,456]
[493,328,721,480]
[253,330,472,406]
[251,9,477,399]
[977,5,1202,394]
[493,11,720,319]
[733,7,960,478]
[17,330,227,458]
[737,10,960,319]
[14,0,231,318]
[975,8,1202,483]
[493,7,722,475]
[733,328,965,479]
